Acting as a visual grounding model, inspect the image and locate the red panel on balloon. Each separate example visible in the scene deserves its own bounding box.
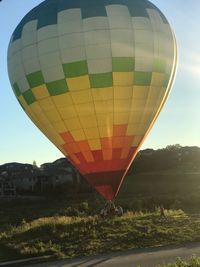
[85,170,125,200]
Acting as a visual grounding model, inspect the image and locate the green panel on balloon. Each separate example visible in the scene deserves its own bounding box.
[112,58,135,72]
[47,79,68,96]
[13,83,21,97]
[63,61,88,78]
[134,72,152,86]
[89,73,113,88]
[27,71,45,88]
[23,89,36,105]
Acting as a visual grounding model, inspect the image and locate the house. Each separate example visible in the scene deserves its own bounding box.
[0,177,16,197]
[0,158,81,195]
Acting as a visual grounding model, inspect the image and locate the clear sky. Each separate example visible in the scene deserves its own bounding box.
[1,0,200,166]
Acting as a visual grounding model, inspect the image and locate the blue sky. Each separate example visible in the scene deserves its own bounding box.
[1,0,200,165]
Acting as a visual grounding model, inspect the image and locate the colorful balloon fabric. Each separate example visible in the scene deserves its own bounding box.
[7,0,177,200]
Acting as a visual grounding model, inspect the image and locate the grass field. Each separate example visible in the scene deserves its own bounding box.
[1,169,200,262]
[1,210,200,262]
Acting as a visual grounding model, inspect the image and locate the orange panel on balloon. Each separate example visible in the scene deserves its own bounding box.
[113,125,128,137]
[60,132,75,144]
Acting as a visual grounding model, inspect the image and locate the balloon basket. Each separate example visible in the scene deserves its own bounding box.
[99,200,123,219]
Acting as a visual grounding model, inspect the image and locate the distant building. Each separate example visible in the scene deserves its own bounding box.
[0,177,16,197]
[0,158,81,195]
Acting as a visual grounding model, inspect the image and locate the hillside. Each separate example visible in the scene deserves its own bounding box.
[1,144,200,181]
[0,145,200,213]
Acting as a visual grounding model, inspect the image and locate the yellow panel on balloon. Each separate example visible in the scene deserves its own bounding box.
[70,128,86,141]
[99,126,113,138]
[32,85,50,100]
[29,102,43,116]
[45,108,62,123]
[114,99,132,113]
[92,87,113,101]
[24,106,40,127]
[67,75,90,91]
[129,111,143,124]
[52,93,74,108]
[84,127,100,139]
[94,100,113,114]
[39,97,55,111]
[104,100,114,113]
[114,86,132,99]
[35,111,50,126]
[114,112,129,124]
[70,89,92,104]
[52,120,68,133]
[132,135,143,147]
[138,123,149,135]
[97,113,113,126]
[148,86,160,100]
[58,105,77,120]
[43,124,65,145]
[94,100,106,114]
[132,86,149,99]
[64,117,82,131]
[75,102,95,116]
[126,123,140,135]
[88,139,101,150]
[113,72,134,86]
[18,95,28,109]
[151,73,165,87]
[131,99,147,112]
[51,135,65,147]
[79,115,98,128]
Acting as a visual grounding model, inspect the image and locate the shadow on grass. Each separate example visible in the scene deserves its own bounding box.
[0,243,21,262]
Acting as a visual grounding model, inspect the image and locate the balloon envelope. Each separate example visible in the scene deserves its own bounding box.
[7,0,177,200]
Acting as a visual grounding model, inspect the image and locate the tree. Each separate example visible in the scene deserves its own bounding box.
[33,160,37,168]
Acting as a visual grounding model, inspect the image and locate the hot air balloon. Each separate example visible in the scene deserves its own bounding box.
[7,0,177,201]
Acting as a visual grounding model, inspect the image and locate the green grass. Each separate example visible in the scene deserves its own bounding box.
[1,209,200,261]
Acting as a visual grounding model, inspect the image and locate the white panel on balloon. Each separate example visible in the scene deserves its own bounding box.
[42,65,65,83]
[87,58,112,74]
[18,76,30,93]
[38,37,60,55]
[23,57,41,75]
[110,29,134,57]
[59,32,85,49]
[106,5,132,29]
[84,30,110,45]
[21,20,38,47]
[39,51,62,69]
[83,17,109,31]
[60,46,86,63]
[86,43,111,60]
[132,17,152,31]
[37,25,58,42]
